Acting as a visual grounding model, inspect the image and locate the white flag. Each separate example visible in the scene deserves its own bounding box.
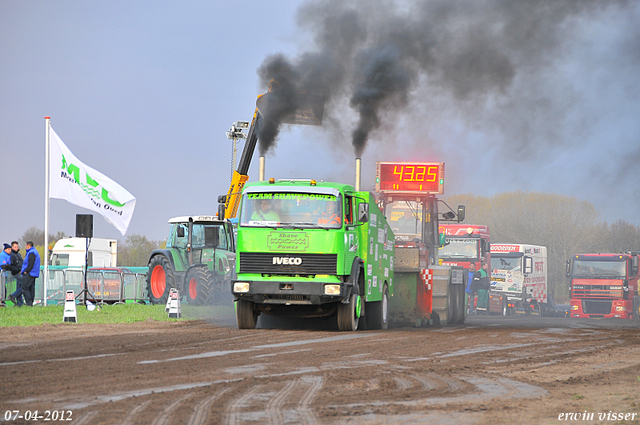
[49,128,136,235]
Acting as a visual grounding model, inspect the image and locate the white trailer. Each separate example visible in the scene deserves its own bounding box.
[489,244,548,315]
[49,237,117,268]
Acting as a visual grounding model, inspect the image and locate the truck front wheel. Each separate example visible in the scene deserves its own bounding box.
[338,293,360,331]
[146,256,174,304]
[185,266,213,306]
[236,299,258,329]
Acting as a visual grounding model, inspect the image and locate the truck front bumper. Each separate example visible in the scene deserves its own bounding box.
[232,280,351,305]
[570,298,633,319]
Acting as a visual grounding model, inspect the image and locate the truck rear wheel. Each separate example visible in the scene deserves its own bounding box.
[146,255,174,304]
[367,285,389,330]
[236,299,258,329]
[450,283,464,324]
[185,266,213,306]
[338,293,360,331]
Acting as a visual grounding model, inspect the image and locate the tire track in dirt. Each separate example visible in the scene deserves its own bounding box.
[297,376,323,425]
[150,392,194,425]
[266,379,298,425]
[224,385,260,425]
[187,388,230,425]
[121,400,151,425]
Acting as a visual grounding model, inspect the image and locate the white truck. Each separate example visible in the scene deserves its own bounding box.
[49,237,118,268]
[489,244,548,316]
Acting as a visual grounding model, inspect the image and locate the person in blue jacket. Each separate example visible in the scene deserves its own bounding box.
[20,241,40,307]
[465,262,477,314]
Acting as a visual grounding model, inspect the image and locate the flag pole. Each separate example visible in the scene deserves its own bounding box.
[44,117,50,306]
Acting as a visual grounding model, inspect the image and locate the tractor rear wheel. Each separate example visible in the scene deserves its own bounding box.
[185,266,213,306]
[236,299,258,329]
[146,255,174,304]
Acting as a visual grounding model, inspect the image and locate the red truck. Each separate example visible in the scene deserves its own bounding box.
[438,224,491,271]
[566,253,640,319]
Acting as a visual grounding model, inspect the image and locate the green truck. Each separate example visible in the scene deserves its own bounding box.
[231,179,394,331]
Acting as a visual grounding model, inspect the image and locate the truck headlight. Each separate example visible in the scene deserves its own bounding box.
[324,284,341,295]
[234,282,250,293]
[615,306,626,312]
[571,305,579,310]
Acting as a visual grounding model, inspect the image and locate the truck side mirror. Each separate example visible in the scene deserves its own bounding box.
[524,256,533,275]
[457,205,465,222]
[218,203,226,220]
[565,259,572,278]
[631,255,639,276]
[358,203,369,223]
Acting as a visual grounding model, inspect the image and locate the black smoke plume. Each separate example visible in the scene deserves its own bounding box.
[256,0,638,162]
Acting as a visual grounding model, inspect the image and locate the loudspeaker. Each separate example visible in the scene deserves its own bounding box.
[76,214,94,238]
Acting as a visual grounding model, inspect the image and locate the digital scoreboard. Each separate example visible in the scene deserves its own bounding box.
[376,162,444,195]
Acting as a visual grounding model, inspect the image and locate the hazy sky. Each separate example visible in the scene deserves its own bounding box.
[1,0,639,246]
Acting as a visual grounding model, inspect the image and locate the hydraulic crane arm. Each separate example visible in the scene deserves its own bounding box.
[218,90,325,220]
[220,104,263,220]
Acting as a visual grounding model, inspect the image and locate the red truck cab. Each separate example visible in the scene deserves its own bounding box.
[438,224,491,271]
[567,253,639,319]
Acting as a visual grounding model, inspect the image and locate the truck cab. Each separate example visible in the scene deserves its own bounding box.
[567,253,639,319]
[438,224,491,271]
[49,237,117,268]
[489,244,548,316]
[232,179,394,331]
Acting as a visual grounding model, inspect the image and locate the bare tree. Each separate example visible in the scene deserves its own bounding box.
[117,234,165,266]
[445,191,605,302]
[20,226,66,248]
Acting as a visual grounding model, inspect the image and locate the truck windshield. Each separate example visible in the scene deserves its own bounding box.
[240,192,343,229]
[573,259,626,278]
[50,253,69,266]
[492,255,523,271]
[438,238,479,260]
[388,202,422,241]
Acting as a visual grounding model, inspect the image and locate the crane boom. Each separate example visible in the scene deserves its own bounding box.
[218,90,325,220]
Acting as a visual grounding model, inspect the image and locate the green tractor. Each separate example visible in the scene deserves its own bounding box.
[146,216,236,305]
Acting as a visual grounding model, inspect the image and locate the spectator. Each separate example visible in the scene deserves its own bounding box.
[20,241,40,307]
[0,243,12,305]
[475,261,491,315]
[8,241,24,306]
[465,262,477,314]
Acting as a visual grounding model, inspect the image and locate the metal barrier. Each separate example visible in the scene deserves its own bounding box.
[1,271,6,306]
[10,266,150,306]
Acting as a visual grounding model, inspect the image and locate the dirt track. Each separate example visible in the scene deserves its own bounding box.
[1,317,640,425]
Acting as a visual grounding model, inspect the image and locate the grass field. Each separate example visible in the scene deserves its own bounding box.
[0,303,235,327]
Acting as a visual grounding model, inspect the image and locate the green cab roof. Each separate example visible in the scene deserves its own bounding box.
[243,179,356,195]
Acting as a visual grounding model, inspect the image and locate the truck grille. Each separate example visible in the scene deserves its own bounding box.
[583,300,613,314]
[573,285,622,299]
[239,253,337,275]
[263,294,311,304]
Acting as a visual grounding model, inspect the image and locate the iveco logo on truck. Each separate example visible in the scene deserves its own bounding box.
[273,257,303,265]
